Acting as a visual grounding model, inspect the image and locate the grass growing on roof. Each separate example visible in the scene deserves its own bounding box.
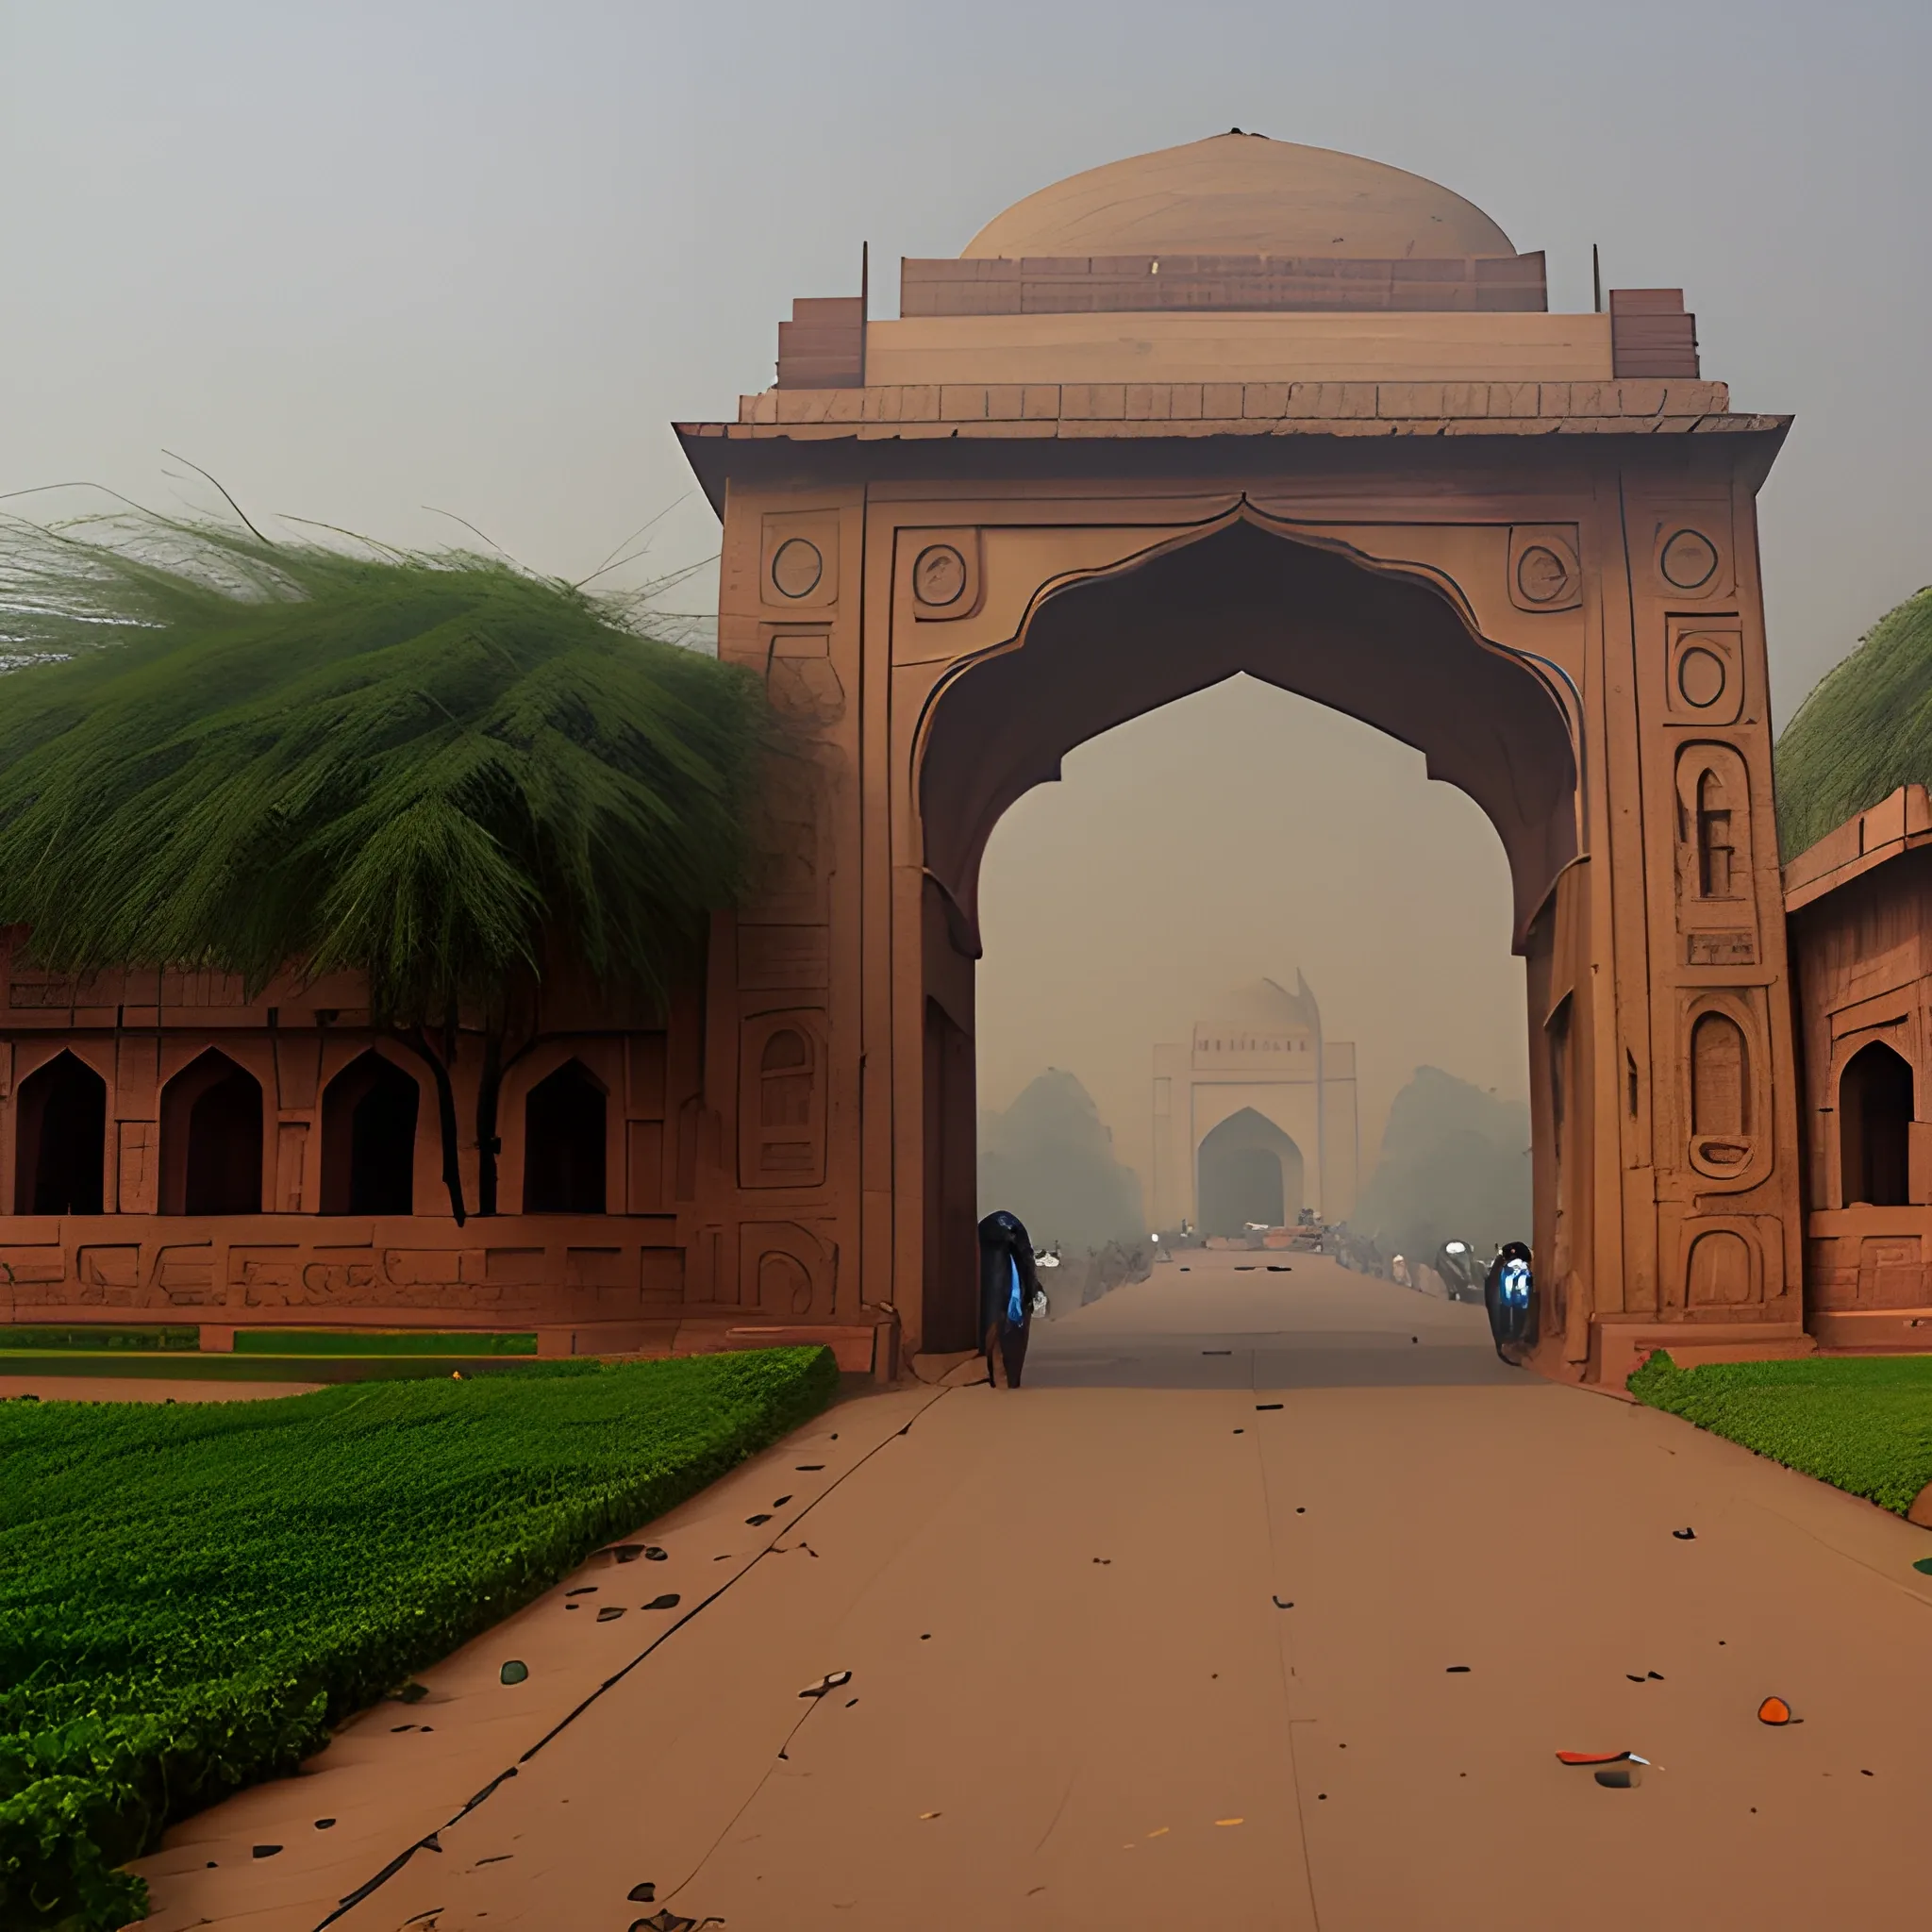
[1774,585,1932,858]
[0,1346,838,1932]
[0,506,764,1220]
[1628,1350,1932,1514]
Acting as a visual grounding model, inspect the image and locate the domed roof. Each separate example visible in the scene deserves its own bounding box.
[1202,974,1321,1035]
[962,132,1515,261]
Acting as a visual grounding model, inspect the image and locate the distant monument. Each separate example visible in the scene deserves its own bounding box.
[1151,976,1357,1235]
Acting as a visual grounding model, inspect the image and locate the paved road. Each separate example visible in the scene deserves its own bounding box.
[138,1255,1932,1931]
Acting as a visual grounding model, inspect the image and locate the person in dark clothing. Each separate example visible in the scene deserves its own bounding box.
[978,1208,1044,1388]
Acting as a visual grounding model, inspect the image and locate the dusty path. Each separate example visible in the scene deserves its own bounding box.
[135,1256,1932,1930]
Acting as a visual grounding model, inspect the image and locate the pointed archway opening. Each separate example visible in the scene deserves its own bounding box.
[14,1051,108,1215]
[1840,1041,1913,1208]
[159,1050,263,1216]
[1197,1108,1304,1236]
[321,1052,421,1215]
[919,517,1574,1354]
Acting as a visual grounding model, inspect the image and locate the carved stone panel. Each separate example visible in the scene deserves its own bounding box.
[1665,618,1745,726]
[1857,1236,1924,1307]
[1688,1007,1753,1177]
[1645,500,1735,603]
[117,1121,157,1214]
[1507,525,1582,612]
[1685,1225,1755,1306]
[760,511,841,610]
[738,1218,838,1316]
[765,630,846,728]
[738,1008,828,1189]
[908,528,984,622]
[1674,742,1757,965]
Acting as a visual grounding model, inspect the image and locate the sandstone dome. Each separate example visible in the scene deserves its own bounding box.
[961,132,1515,261]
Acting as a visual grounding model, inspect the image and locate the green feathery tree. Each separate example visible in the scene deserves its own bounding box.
[1774,586,1932,858]
[0,508,764,1220]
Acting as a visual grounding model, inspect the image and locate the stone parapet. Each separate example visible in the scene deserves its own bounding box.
[711,377,1754,438]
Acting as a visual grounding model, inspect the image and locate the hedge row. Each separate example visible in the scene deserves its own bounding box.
[0,1347,839,1930]
[1628,1349,1932,1514]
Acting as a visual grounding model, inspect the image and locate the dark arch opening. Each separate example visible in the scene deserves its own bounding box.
[524,1060,607,1213]
[1840,1041,1913,1208]
[160,1051,262,1215]
[14,1051,107,1214]
[919,518,1577,958]
[321,1052,419,1215]
[1196,1107,1305,1236]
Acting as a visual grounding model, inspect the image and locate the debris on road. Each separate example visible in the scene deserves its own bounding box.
[628,1882,658,1902]
[800,1670,853,1699]
[644,1593,680,1610]
[597,1606,625,1622]
[1256,1402,1283,1411]
[1672,1527,1697,1541]
[1757,1696,1794,1725]
[499,1660,528,1685]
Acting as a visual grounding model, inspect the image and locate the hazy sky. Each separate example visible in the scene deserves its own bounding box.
[5,1,1927,1193]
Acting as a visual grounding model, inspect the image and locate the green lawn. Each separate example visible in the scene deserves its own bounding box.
[0,1347,838,1932]
[1628,1350,1932,1515]
[0,1325,545,1386]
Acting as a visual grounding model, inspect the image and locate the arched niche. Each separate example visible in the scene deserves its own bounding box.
[1689,1008,1753,1178]
[739,1010,827,1190]
[1839,1040,1914,1208]
[524,1059,608,1213]
[159,1049,264,1215]
[320,1050,421,1215]
[13,1049,108,1215]
[1686,1227,1755,1307]
[1674,742,1754,910]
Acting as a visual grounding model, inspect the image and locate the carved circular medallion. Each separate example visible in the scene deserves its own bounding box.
[771,538,824,599]
[1515,544,1571,606]
[1660,528,1719,590]
[1676,645,1727,708]
[913,542,968,608]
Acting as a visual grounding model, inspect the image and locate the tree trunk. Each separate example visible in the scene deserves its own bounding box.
[394,1024,466,1224]
[476,1027,504,1216]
